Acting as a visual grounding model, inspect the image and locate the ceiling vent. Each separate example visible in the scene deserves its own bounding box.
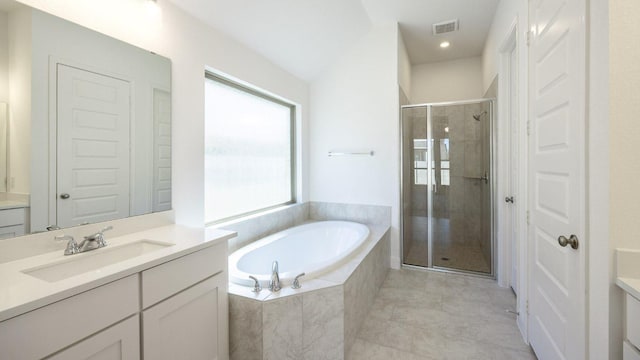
[432,19,459,35]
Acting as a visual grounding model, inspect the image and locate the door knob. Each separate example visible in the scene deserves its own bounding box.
[505,196,514,203]
[557,234,579,249]
[60,193,70,199]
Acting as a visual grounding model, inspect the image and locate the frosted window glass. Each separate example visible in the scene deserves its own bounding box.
[204,78,293,223]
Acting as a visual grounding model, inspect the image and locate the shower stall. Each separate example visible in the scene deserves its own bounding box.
[400,99,494,276]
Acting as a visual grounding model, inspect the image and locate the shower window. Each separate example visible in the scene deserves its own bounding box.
[440,139,450,186]
[413,139,428,185]
[204,72,296,224]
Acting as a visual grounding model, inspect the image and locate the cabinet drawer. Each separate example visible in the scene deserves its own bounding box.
[0,208,25,227]
[142,243,226,308]
[0,274,139,360]
[625,341,640,360]
[628,294,640,349]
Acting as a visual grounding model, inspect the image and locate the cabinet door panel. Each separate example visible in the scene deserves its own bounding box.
[143,275,223,360]
[48,315,139,360]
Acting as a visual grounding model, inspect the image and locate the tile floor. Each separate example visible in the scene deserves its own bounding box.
[347,269,537,360]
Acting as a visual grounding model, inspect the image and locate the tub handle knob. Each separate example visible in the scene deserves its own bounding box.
[249,276,262,293]
[292,273,306,289]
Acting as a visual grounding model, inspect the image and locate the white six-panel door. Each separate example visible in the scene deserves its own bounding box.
[152,88,172,212]
[57,64,131,228]
[528,0,586,359]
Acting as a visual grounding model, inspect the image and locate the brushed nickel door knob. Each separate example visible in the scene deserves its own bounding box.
[558,234,579,249]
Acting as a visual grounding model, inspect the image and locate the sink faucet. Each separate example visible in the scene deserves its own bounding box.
[268,261,281,292]
[77,226,113,253]
[55,235,79,255]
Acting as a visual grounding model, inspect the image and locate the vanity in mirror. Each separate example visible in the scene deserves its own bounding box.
[0,0,171,238]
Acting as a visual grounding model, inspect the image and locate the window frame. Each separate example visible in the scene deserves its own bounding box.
[204,71,297,225]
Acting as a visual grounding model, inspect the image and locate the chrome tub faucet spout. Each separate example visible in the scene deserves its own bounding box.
[269,261,281,292]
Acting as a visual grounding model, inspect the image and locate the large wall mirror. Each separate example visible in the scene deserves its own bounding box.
[0,1,172,239]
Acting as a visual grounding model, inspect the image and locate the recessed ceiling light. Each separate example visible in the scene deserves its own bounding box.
[440,41,450,48]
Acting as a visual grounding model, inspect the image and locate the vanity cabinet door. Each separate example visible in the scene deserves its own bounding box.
[142,274,227,360]
[48,315,140,360]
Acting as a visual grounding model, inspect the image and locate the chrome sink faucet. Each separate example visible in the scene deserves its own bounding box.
[55,235,79,255]
[55,226,113,256]
[269,261,281,292]
[77,225,113,253]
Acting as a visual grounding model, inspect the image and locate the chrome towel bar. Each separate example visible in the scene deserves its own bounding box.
[328,151,374,157]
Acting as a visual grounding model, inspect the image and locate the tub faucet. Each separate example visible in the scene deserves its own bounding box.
[269,261,281,292]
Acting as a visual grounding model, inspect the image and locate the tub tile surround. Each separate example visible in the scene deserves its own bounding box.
[224,202,391,360]
[223,203,310,254]
[309,201,392,227]
[229,228,389,360]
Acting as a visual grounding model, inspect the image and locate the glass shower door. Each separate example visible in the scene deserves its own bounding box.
[430,101,492,274]
[401,100,493,276]
[401,106,429,267]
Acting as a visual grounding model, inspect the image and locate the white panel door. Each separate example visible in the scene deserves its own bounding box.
[57,64,131,228]
[528,0,586,359]
[152,88,171,212]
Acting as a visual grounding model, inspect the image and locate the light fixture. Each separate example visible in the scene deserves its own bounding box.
[440,41,450,48]
[444,126,449,133]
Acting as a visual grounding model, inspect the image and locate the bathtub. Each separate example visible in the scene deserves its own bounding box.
[228,221,370,287]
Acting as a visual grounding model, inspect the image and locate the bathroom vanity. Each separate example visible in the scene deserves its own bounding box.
[616,249,640,360]
[0,204,28,239]
[0,224,235,360]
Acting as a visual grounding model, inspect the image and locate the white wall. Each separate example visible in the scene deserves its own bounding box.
[0,11,7,193]
[0,11,8,103]
[310,22,401,268]
[481,0,529,339]
[608,0,640,358]
[482,0,527,94]
[7,6,30,195]
[411,56,483,104]
[397,29,411,101]
[14,0,310,228]
[589,0,613,357]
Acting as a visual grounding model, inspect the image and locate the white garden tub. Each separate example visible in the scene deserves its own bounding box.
[229,221,370,287]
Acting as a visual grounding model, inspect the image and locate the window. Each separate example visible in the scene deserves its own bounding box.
[204,73,295,223]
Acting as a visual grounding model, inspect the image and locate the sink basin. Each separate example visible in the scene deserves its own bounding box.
[22,239,173,282]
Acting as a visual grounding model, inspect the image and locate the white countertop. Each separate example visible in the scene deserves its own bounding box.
[617,277,640,300]
[0,225,236,322]
[616,248,640,300]
[0,200,29,210]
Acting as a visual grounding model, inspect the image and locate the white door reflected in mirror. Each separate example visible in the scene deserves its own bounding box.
[56,65,131,228]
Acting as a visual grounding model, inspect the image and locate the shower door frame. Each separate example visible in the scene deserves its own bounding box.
[400,98,496,278]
